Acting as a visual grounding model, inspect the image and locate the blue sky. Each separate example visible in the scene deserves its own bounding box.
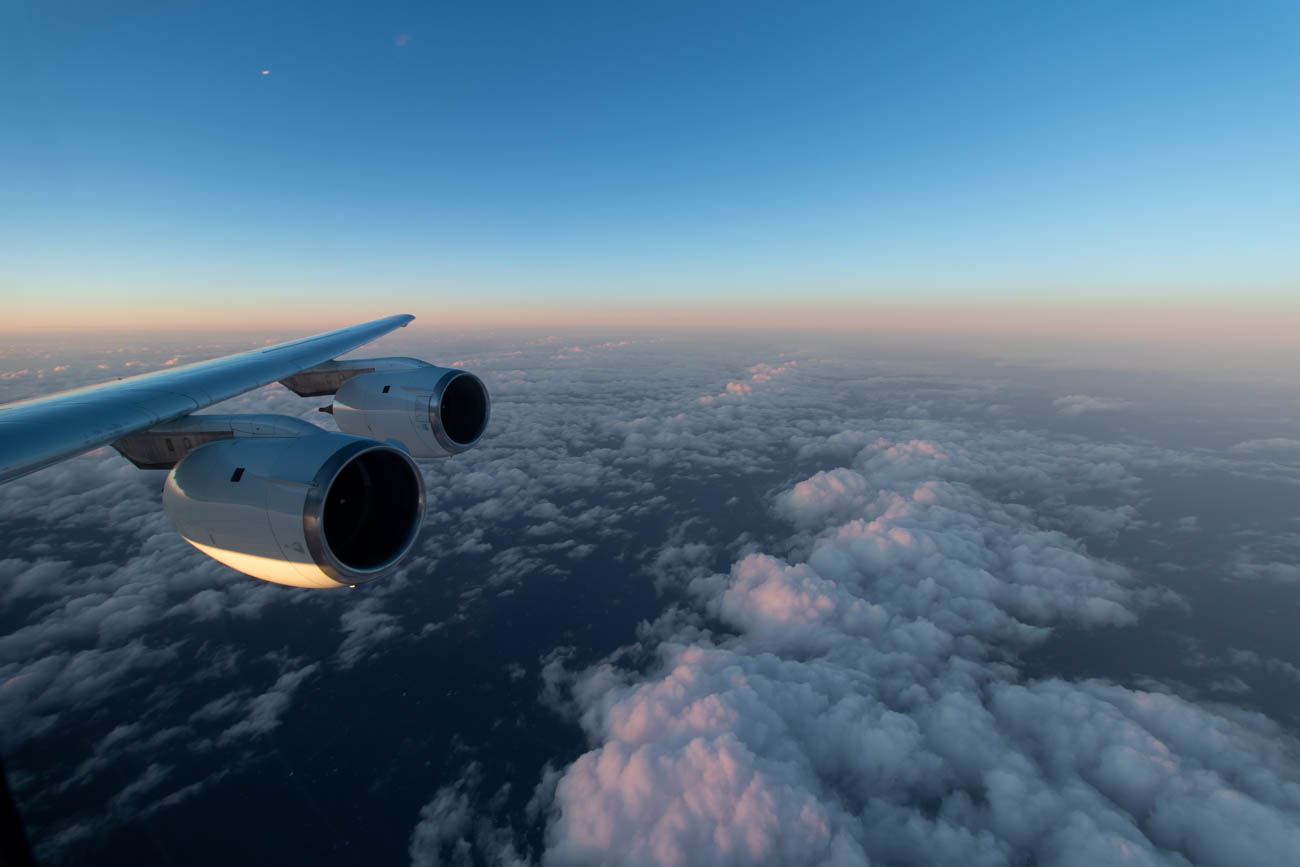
[3,0,1298,327]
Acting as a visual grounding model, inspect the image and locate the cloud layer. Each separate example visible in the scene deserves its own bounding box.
[4,331,1300,865]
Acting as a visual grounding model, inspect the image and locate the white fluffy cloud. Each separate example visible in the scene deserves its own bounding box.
[698,359,798,404]
[538,434,1300,866]
[773,467,873,530]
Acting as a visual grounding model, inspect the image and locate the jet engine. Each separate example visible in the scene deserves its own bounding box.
[330,367,490,458]
[163,431,424,588]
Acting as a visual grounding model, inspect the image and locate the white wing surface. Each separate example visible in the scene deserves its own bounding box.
[0,314,413,484]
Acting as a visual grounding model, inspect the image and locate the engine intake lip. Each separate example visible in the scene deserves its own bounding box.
[302,440,425,585]
[429,371,491,453]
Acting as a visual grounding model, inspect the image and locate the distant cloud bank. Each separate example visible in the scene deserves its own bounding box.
[1230,438,1300,457]
[1052,394,1136,417]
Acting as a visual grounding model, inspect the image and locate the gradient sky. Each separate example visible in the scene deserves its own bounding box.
[3,0,1299,329]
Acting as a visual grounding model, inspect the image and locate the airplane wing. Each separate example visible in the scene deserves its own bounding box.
[0,312,491,588]
[0,313,414,485]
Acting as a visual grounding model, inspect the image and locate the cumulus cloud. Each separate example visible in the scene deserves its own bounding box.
[1052,394,1136,417]
[217,660,318,745]
[773,467,872,530]
[699,359,798,403]
[538,434,1300,866]
[409,764,526,867]
[336,596,404,668]
[409,773,477,867]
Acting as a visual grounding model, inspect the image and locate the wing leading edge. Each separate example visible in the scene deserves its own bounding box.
[0,314,414,485]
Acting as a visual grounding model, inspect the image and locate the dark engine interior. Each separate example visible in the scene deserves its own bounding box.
[440,374,490,445]
[323,449,422,571]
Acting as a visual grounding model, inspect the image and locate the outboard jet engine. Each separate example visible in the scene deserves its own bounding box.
[330,368,490,458]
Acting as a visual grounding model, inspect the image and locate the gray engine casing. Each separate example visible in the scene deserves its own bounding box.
[163,432,425,588]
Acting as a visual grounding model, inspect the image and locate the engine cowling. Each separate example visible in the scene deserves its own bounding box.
[331,367,490,458]
[163,433,425,588]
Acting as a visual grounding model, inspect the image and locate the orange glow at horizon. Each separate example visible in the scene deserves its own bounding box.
[6,300,1300,348]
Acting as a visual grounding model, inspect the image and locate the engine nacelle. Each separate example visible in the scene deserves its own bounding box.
[331,368,490,458]
[163,433,425,588]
